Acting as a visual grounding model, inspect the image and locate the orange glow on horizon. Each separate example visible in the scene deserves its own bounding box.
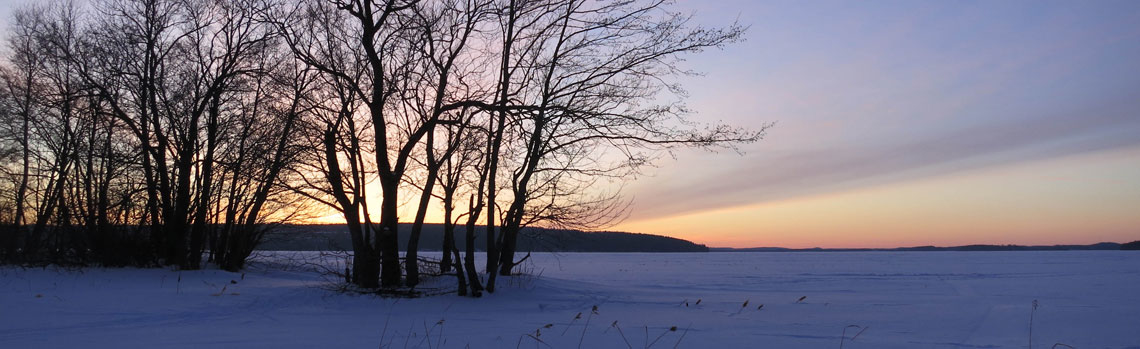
[295,146,1140,249]
[614,146,1140,248]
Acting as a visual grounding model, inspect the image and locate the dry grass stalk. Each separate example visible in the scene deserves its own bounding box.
[672,324,692,349]
[646,326,677,348]
[839,325,866,349]
[611,321,633,349]
[578,305,599,349]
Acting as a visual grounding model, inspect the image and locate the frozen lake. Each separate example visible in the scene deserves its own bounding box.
[2,251,1139,348]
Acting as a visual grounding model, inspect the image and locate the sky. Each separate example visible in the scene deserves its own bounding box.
[1,0,1137,248]
[610,0,1140,247]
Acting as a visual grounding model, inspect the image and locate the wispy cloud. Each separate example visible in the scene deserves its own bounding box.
[627,93,1140,220]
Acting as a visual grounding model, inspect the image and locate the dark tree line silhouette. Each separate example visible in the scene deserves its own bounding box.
[0,0,765,296]
[257,224,711,253]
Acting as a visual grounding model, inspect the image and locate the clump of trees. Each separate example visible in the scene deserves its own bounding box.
[0,0,766,296]
[0,0,309,270]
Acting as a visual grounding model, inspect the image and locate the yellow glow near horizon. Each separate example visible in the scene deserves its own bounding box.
[614,146,1140,248]
[308,192,452,225]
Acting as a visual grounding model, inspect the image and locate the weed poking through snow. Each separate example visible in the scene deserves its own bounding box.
[562,312,582,336]
[517,326,551,349]
[672,324,692,349]
[839,325,867,349]
[578,305,599,349]
[645,325,678,348]
[1029,300,1039,349]
[416,319,445,349]
[734,299,750,315]
[610,321,633,349]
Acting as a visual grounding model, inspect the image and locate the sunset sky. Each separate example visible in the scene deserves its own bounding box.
[611,0,1140,247]
[3,0,1137,248]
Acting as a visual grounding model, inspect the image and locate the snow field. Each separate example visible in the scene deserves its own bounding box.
[2,251,1139,348]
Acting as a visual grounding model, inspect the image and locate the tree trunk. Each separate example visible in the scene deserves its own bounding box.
[440,189,456,272]
[324,127,379,288]
[462,195,484,297]
[378,176,402,288]
[189,97,221,270]
[498,223,520,276]
[168,142,195,269]
[405,169,438,288]
[450,228,467,297]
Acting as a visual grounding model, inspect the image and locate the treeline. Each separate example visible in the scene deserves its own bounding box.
[0,0,763,296]
[259,224,710,253]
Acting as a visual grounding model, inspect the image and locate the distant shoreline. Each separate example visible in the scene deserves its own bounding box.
[710,242,1134,252]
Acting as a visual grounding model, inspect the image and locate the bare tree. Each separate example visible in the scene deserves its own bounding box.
[489,0,765,276]
[277,0,389,288]
[398,0,493,288]
[0,6,48,261]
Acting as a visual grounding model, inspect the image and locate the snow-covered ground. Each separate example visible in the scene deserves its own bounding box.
[2,251,1139,348]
